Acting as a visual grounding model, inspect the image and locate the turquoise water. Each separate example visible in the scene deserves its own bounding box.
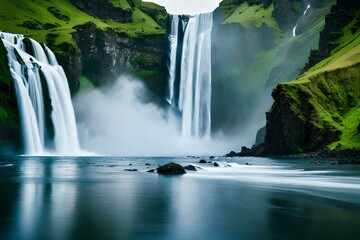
[0,156,360,240]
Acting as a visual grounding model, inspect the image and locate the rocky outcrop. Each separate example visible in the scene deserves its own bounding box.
[263,0,360,155]
[0,41,21,153]
[157,162,186,175]
[70,0,132,23]
[303,0,360,71]
[264,61,360,155]
[72,22,168,96]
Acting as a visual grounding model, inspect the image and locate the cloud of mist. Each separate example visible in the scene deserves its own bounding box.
[74,76,241,156]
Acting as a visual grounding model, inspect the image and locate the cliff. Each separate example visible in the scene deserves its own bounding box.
[264,0,360,155]
[0,0,168,95]
[211,0,334,135]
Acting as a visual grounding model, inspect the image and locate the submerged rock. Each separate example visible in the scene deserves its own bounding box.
[147,169,156,173]
[199,159,207,163]
[213,162,220,167]
[157,162,186,175]
[184,165,197,171]
[124,169,138,172]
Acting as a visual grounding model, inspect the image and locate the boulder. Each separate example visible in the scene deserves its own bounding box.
[184,165,197,171]
[157,162,186,175]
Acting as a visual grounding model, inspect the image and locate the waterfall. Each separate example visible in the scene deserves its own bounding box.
[0,32,80,155]
[167,13,213,139]
[293,3,311,37]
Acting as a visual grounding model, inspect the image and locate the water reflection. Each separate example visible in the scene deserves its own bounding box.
[0,157,359,240]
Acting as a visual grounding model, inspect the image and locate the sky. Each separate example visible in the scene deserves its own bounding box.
[143,0,222,14]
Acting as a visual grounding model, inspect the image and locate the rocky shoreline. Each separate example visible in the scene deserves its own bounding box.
[225,147,360,165]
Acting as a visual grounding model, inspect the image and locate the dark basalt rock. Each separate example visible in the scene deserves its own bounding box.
[70,0,131,23]
[157,162,186,175]
[184,165,197,171]
[72,22,168,96]
[264,83,340,155]
[147,169,156,173]
[124,169,138,172]
[199,159,207,163]
[213,162,220,167]
[224,151,237,157]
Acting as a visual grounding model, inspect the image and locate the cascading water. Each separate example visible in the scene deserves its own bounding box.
[293,2,311,37]
[0,32,80,155]
[167,13,213,139]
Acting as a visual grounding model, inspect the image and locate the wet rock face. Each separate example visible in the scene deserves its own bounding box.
[264,85,340,155]
[55,42,82,95]
[73,22,168,95]
[70,0,132,23]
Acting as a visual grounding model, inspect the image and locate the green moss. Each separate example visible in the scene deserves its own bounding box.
[280,62,360,150]
[329,107,360,150]
[0,0,165,50]
[222,3,281,32]
[0,40,12,85]
[79,75,94,91]
[108,0,132,11]
[130,55,158,65]
[292,2,303,14]
[0,106,8,121]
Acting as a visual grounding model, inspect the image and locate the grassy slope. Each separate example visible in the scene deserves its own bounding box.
[222,2,281,32]
[277,13,360,150]
[219,1,331,91]
[0,0,165,47]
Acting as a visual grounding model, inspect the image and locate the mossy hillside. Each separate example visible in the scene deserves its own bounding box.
[222,2,281,33]
[108,0,132,10]
[0,0,166,49]
[276,64,360,151]
[273,15,360,150]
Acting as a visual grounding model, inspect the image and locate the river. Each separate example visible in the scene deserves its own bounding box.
[0,156,359,240]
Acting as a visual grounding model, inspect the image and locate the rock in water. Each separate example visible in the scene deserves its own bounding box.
[157,162,186,175]
[184,165,197,171]
[199,159,207,163]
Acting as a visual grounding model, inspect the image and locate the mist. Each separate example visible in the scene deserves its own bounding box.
[74,76,243,156]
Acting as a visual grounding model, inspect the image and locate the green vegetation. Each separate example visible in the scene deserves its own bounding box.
[79,75,95,91]
[108,0,132,11]
[222,3,281,32]
[0,0,166,48]
[0,106,8,121]
[276,14,360,150]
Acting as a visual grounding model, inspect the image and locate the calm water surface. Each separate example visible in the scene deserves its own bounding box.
[0,156,360,240]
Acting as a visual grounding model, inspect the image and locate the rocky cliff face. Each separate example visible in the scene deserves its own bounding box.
[70,0,132,23]
[46,0,168,96]
[0,41,21,153]
[303,0,360,71]
[264,0,360,155]
[0,0,168,152]
[73,21,167,96]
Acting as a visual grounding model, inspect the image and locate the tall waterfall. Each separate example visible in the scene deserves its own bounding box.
[0,32,80,155]
[167,13,213,139]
